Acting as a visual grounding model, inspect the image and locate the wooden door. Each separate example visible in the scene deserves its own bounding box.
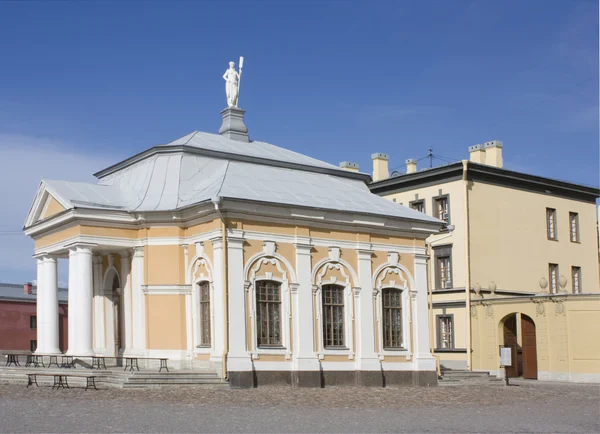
[503,315,519,377]
[521,315,538,379]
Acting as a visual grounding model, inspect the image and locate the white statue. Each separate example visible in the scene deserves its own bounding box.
[223,58,243,107]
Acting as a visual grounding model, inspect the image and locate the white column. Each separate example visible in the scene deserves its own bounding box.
[93,255,105,354]
[226,236,252,372]
[66,248,77,355]
[131,247,146,354]
[413,253,436,371]
[35,258,45,353]
[77,246,94,356]
[183,245,193,357]
[292,242,319,371]
[120,251,133,353]
[36,256,60,354]
[210,236,225,362]
[356,248,378,370]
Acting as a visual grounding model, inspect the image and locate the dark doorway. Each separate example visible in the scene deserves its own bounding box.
[502,314,519,377]
[521,315,538,379]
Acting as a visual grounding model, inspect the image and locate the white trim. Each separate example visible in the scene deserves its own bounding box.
[142,285,192,295]
[381,361,421,371]
[312,257,358,359]
[372,256,415,358]
[245,251,294,359]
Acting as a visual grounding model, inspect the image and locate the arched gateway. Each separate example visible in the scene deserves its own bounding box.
[500,313,538,379]
[23,97,445,387]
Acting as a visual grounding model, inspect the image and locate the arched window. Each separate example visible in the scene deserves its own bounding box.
[256,280,281,347]
[322,284,345,348]
[198,281,211,346]
[382,288,403,349]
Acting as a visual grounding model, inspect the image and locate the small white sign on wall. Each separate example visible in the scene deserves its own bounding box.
[500,347,512,367]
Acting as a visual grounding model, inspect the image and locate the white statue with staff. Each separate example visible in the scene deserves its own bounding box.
[223,57,244,107]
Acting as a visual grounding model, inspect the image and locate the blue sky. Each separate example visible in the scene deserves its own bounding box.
[0,0,598,284]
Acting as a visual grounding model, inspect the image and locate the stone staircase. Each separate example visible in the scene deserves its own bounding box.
[0,366,228,389]
[438,368,504,387]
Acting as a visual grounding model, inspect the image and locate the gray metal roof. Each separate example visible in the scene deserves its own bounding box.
[0,283,68,303]
[38,131,443,225]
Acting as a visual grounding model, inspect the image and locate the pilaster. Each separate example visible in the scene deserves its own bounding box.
[292,242,320,382]
[412,253,436,371]
[226,236,252,371]
[355,248,379,373]
[209,236,225,362]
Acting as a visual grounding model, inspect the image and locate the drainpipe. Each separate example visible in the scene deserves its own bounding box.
[462,160,473,371]
[213,197,229,380]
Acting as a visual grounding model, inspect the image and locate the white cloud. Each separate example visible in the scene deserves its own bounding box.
[0,134,120,284]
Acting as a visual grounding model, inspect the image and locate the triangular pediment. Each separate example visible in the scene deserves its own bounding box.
[24,182,71,228]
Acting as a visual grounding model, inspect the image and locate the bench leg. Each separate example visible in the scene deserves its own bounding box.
[53,375,60,390]
[63,376,69,389]
[85,377,97,391]
[27,375,37,388]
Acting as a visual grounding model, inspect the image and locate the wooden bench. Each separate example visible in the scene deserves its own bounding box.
[27,373,97,390]
[124,357,169,372]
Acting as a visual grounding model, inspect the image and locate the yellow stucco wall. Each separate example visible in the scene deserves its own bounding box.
[469,182,599,293]
[471,296,600,379]
[382,180,467,289]
[145,245,185,285]
[146,294,187,350]
[41,196,66,220]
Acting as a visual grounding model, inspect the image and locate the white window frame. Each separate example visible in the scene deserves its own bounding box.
[188,256,215,355]
[372,258,414,358]
[549,263,559,294]
[313,258,356,360]
[572,266,582,294]
[246,257,292,359]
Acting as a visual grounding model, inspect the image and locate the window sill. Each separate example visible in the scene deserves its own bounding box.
[434,348,467,353]
[193,347,212,355]
[252,346,290,358]
[318,347,353,359]
[570,240,581,244]
[547,238,559,242]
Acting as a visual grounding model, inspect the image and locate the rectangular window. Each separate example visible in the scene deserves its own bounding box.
[322,284,345,348]
[30,340,37,352]
[572,266,581,294]
[546,208,557,240]
[382,288,403,348]
[436,256,452,289]
[435,197,450,223]
[549,263,559,293]
[569,212,579,242]
[410,200,425,213]
[437,315,454,349]
[256,280,282,347]
[30,315,37,329]
[199,282,211,346]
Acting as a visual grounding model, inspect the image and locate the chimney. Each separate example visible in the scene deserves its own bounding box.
[24,282,33,294]
[405,158,417,174]
[339,161,359,172]
[219,106,249,142]
[371,153,389,182]
[469,144,486,164]
[484,140,503,168]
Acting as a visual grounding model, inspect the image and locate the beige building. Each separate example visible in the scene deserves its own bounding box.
[369,141,600,382]
[23,105,445,388]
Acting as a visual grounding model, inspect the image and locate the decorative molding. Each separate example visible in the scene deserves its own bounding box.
[141,285,191,295]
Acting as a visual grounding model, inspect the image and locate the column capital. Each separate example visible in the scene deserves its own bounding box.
[41,255,58,264]
[209,235,223,249]
[294,243,313,254]
[227,236,245,249]
[356,249,373,260]
[92,255,103,265]
[289,283,300,293]
[414,253,428,264]
[133,246,144,258]
[65,243,96,254]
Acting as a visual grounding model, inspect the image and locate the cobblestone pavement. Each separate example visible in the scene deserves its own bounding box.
[0,380,598,433]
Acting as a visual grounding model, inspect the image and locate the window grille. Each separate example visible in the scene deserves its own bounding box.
[322,284,345,348]
[256,280,282,346]
[382,288,403,348]
[199,281,211,346]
